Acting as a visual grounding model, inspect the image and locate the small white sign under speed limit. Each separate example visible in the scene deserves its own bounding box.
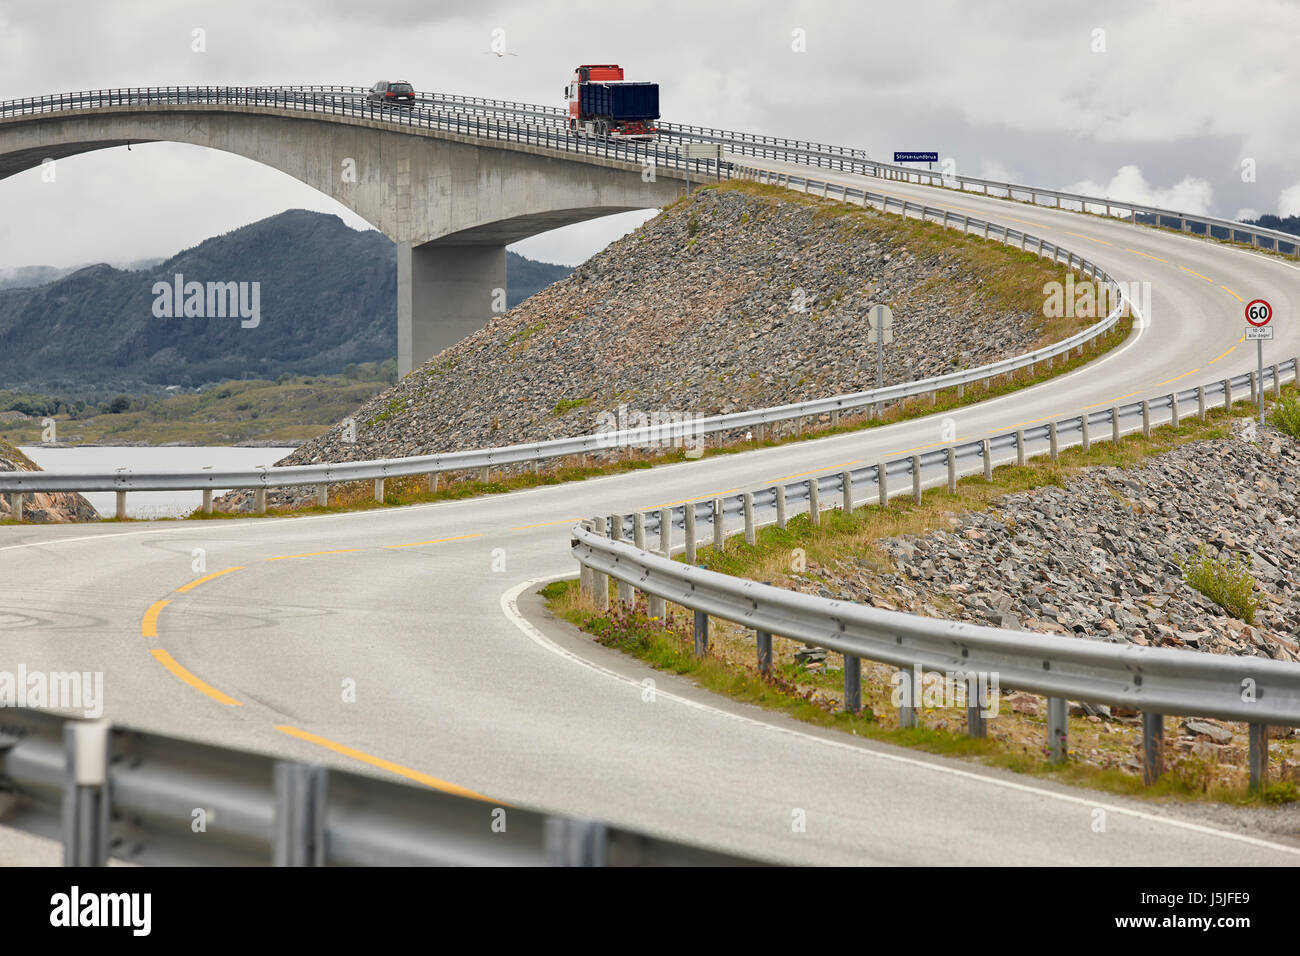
[1245,326,1273,341]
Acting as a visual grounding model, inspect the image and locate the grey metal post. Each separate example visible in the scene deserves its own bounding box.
[1248,724,1268,792]
[1111,406,1121,444]
[1049,422,1059,460]
[1080,413,1090,452]
[841,471,853,513]
[756,630,773,674]
[844,655,862,714]
[1047,697,1068,763]
[1272,363,1282,399]
[313,484,327,508]
[712,498,725,549]
[1169,392,1179,428]
[982,438,992,480]
[808,479,820,525]
[965,674,987,738]
[633,512,646,550]
[429,472,440,492]
[897,665,918,728]
[1222,378,1231,412]
[202,489,214,514]
[589,517,611,611]
[1141,712,1164,785]
[1257,343,1265,425]
[743,493,756,544]
[116,490,128,519]
[906,455,919,504]
[684,504,697,563]
[1015,429,1026,466]
[578,520,594,601]
[62,720,109,867]
[775,485,787,529]
[693,609,709,656]
[6,492,21,522]
[658,507,671,555]
[272,762,327,866]
[373,477,384,502]
[254,488,266,515]
[1197,386,1206,421]
[877,461,888,507]
[1250,368,1258,406]
[545,818,608,867]
[610,516,633,608]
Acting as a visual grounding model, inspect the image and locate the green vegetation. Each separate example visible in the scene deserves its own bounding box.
[1269,391,1300,440]
[552,397,591,417]
[1177,544,1259,624]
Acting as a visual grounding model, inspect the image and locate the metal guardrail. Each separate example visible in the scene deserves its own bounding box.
[569,356,1300,787]
[0,708,758,866]
[0,166,1124,511]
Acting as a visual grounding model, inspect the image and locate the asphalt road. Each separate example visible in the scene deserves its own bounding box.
[3,163,1299,865]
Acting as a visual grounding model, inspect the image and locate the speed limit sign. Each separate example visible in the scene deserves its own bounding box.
[1245,299,1272,326]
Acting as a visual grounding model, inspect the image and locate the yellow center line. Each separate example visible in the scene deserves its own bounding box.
[1207,346,1236,365]
[141,599,170,638]
[1155,368,1200,386]
[1083,392,1137,409]
[385,533,484,549]
[266,549,360,561]
[174,566,243,592]
[643,488,741,510]
[276,725,495,801]
[765,464,858,484]
[150,649,242,706]
[1220,285,1243,302]
[510,518,580,531]
[1125,247,1168,263]
[1065,230,1112,246]
[1179,265,1213,283]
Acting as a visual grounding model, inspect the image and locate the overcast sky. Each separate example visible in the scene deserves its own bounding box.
[1,0,1297,269]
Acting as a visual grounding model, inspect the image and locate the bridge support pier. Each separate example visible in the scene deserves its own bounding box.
[397,241,506,377]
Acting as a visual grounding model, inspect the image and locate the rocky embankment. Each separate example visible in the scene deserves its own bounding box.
[0,440,98,522]
[796,420,1299,663]
[222,182,1073,510]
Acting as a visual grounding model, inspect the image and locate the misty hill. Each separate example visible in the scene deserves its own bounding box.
[1242,213,1300,237]
[0,211,571,389]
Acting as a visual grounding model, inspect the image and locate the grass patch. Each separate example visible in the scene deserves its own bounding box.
[1177,544,1259,624]
[1270,392,1300,440]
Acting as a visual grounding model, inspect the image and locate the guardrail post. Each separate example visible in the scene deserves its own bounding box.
[1248,724,1269,792]
[373,478,385,502]
[658,507,672,555]
[1272,364,1282,399]
[1141,712,1164,785]
[254,489,266,515]
[843,655,862,714]
[956,382,965,399]
[897,665,918,728]
[62,720,110,867]
[684,504,697,563]
[1015,429,1026,466]
[1049,421,1059,460]
[1169,393,1180,429]
[743,493,756,544]
[609,516,632,609]
[1197,386,1206,421]
[1222,378,1232,412]
[1110,406,1121,444]
[116,490,128,519]
[1047,697,1068,763]
[981,438,992,479]
[840,471,853,513]
[965,673,987,737]
[808,479,820,525]
[830,409,840,428]
[1080,414,1091,453]
[709,498,725,549]
[202,489,214,514]
[775,485,787,529]
[272,762,327,866]
[633,512,646,551]
[545,818,608,866]
[6,492,21,522]
[578,522,594,600]
[756,630,773,674]
[1250,369,1259,405]
[693,610,709,656]
[945,447,957,493]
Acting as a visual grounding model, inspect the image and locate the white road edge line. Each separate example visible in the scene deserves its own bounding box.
[501,574,1300,858]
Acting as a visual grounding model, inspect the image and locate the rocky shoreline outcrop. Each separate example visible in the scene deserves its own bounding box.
[0,440,99,522]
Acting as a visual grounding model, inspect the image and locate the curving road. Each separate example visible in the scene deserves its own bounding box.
[3,160,1299,865]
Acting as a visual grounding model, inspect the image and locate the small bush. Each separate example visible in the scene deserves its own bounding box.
[1269,393,1300,440]
[1177,543,1258,624]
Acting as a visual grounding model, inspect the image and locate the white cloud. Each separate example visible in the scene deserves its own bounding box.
[1063,165,1214,215]
[1278,182,1300,218]
[1234,208,1261,222]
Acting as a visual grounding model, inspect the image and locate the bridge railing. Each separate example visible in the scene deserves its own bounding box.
[568,347,1300,788]
[4,85,1295,255]
[0,168,1127,512]
[0,708,757,866]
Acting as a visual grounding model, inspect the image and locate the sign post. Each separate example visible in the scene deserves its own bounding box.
[1245,298,1273,424]
[868,305,894,417]
[680,143,722,194]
